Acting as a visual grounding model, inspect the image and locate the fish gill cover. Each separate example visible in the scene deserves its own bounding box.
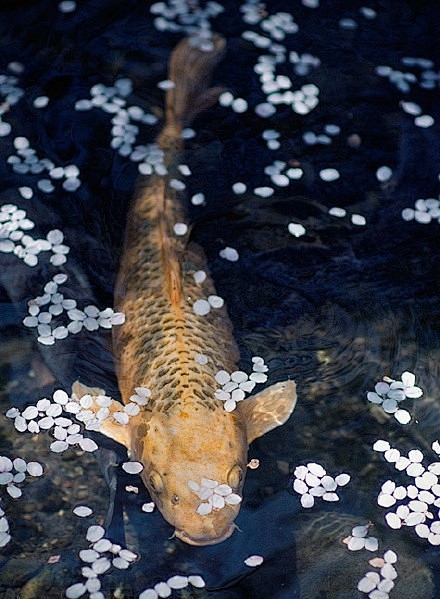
[0,0,439,598]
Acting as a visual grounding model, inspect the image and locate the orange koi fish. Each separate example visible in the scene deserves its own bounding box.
[73,34,296,545]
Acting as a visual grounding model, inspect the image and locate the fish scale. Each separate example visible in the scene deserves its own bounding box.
[113,177,239,411]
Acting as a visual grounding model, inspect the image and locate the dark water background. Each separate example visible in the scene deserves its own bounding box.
[0,0,439,597]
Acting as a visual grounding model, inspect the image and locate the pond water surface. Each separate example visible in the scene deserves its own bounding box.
[0,1,439,598]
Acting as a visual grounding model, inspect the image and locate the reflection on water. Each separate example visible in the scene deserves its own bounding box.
[1,0,439,597]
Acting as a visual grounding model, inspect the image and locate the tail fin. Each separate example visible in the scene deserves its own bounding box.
[159,34,226,142]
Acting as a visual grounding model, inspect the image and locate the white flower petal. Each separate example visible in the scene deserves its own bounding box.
[122,461,143,474]
[167,576,188,590]
[404,386,423,398]
[244,555,264,567]
[225,493,242,505]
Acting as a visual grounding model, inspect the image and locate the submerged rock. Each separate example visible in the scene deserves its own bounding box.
[0,557,42,590]
[294,512,434,599]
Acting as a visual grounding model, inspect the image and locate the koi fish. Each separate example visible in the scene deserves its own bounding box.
[73,34,297,546]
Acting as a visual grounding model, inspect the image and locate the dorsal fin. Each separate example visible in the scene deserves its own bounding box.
[158,209,183,305]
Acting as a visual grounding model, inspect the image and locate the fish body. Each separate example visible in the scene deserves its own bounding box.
[73,35,296,545]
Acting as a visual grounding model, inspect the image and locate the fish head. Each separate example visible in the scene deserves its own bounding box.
[130,379,297,545]
[132,408,248,545]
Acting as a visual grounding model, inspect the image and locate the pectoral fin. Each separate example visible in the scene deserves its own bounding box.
[71,380,130,449]
[238,380,297,444]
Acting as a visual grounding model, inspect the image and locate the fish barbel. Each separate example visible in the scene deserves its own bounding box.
[73,34,297,545]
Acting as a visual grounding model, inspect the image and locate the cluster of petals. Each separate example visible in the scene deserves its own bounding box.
[0,456,43,547]
[139,574,205,599]
[22,273,125,345]
[215,357,268,412]
[289,51,321,76]
[366,371,422,424]
[252,50,319,118]
[75,80,161,171]
[0,507,11,548]
[0,72,25,130]
[151,0,223,44]
[240,11,321,119]
[129,386,152,406]
[328,205,367,226]
[343,524,379,552]
[263,159,304,189]
[7,136,81,192]
[357,550,398,598]
[65,524,138,598]
[188,477,242,515]
[192,292,225,317]
[402,196,440,224]
[0,455,43,501]
[71,390,142,428]
[0,205,69,267]
[373,440,440,544]
[6,389,103,454]
[136,142,167,176]
[292,462,350,508]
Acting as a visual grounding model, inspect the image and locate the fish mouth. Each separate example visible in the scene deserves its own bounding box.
[174,526,235,546]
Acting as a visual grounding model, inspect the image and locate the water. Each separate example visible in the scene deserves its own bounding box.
[0,1,439,597]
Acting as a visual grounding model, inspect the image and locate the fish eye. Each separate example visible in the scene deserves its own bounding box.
[149,470,164,494]
[227,464,244,489]
[171,494,179,505]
